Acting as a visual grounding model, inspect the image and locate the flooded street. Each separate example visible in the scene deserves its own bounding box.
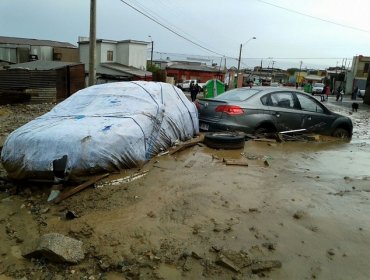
[1,96,370,279]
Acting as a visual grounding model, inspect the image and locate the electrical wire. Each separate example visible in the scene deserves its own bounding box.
[118,0,226,57]
[257,0,370,34]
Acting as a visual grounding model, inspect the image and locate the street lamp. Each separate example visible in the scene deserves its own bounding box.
[148,35,154,68]
[237,36,256,73]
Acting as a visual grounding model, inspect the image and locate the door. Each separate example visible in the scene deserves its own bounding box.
[294,93,336,133]
[267,91,303,131]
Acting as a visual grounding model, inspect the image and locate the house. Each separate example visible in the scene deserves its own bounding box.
[345,55,370,93]
[165,61,225,84]
[0,36,79,66]
[78,38,152,83]
[0,60,85,104]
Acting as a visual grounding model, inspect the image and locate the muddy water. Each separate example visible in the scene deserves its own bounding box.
[1,101,370,279]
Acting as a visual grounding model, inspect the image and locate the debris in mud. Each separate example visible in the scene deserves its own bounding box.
[216,253,241,272]
[65,210,79,220]
[53,173,109,203]
[248,208,260,213]
[23,233,84,264]
[169,135,204,155]
[191,251,203,260]
[262,242,276,251]
[223,158,249,166]
[96,170,148,187]
[293,210,306,220]
[147,211,156,218]
[250,260,282,274]
[327,248,335,256]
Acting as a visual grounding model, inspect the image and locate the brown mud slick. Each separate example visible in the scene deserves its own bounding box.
[1,101,370,279]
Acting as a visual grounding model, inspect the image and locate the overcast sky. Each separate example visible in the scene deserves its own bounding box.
[1,0,370,70]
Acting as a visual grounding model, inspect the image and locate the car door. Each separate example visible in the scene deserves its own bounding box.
[294,93,336,133]
[267,91,304,131]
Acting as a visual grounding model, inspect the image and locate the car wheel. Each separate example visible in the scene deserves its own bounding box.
[204,132,245,149]
[332,128,350,139]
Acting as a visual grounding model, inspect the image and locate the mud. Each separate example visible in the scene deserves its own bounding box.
[1,98,370,279]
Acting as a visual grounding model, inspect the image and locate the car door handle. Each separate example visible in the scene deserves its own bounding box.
[272,112,280,117]
[306,116,312,120]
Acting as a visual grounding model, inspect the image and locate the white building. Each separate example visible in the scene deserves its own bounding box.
[346,55,370,93]
[78,38,152,83]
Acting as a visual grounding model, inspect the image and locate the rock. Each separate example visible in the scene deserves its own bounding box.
[293,210,306,220]
[22,233,84,264]
[327,248,335,256]
[250,260,282,273]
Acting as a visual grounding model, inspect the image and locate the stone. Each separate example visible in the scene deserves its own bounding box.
[22,233,84,264]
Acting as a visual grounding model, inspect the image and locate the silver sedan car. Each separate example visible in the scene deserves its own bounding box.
[196,87,353,138]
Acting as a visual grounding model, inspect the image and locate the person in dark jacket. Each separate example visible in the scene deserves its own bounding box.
[190,81,199,102]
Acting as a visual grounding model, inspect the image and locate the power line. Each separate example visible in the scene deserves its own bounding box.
[152,51,352,61]
[257,0,370,34]
[118,0,226,57]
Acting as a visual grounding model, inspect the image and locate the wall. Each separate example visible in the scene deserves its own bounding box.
[53,47,79,62]
[79,44,90,71]
[166,69,225,83]
[30,46,53,60]
[99,42,116,63]
[117,42,147,70]
[116,43,129,66]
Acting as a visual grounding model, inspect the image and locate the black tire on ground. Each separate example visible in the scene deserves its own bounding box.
[204,132,245,149]
[332,128,350,139]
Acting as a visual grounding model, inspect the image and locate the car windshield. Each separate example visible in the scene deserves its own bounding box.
[214,88,261,101]
[313,83,324,87]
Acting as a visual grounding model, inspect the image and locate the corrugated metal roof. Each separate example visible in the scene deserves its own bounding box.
[8,60,81,70]
[100,63,152,78]
[79,39,149,45]
[167,63,223,73]
[0,36,77,48]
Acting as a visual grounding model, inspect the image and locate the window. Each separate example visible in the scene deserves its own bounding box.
[364,63,369,74]
[296,94,324,113]
[107,51,113,61]
[269,92,295,109]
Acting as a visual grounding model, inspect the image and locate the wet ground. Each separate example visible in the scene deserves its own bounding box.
[0,95,370,279]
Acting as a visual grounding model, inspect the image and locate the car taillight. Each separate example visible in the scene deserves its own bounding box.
[215,105,244,115]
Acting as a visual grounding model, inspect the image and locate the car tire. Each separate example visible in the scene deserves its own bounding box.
[204,132,245,149]
[332,128,350,139]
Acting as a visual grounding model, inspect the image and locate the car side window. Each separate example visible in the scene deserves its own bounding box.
[269,92,295,109]
[296,94,324,113]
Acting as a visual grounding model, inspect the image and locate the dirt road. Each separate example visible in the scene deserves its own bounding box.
[0,97,370,279]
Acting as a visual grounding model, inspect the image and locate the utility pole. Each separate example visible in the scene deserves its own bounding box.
[237,43,242,73]
[88,0,96,86]
[150,40,154,68]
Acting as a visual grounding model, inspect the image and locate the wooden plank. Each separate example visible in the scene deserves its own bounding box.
[223,158,249,166]
[53,173,109,204]
[169,136,204,155]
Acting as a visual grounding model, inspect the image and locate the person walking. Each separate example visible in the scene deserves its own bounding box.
[321,85,328,102]
[352,86,359,100]
[190,81,199,102]
[336,86,342,101]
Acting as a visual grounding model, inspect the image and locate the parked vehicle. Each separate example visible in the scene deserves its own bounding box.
[197,87,353,138]
[1,82,199,181]
[312,82,325,95]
